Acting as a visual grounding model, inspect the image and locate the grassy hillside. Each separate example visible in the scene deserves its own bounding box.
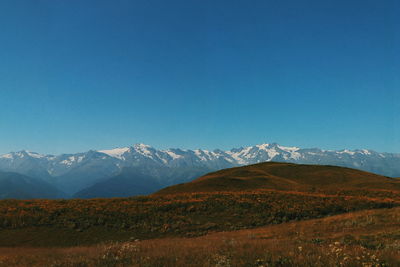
[0,188,399,247]
[0,207,399,266]
[156,162,400,194]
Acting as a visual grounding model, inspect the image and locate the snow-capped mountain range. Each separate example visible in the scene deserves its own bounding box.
[1,143,399,198]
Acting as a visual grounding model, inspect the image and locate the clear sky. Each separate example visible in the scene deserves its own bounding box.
[0,0,399,155]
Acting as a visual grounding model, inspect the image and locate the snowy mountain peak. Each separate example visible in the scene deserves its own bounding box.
[133,143,152,149]
[1,142,399,185]
[0,151,38,159]
[25,151,46,159]
[132,143,155,157]
[99,147,130,159]
[253,143,270,151]
[0,142,398,199]
[277,145,300,152]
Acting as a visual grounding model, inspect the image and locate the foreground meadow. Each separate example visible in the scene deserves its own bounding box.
[0,207,399,266]
[0,189,398,246]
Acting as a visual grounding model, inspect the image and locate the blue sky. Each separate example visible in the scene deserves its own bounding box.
[0,0,399,154]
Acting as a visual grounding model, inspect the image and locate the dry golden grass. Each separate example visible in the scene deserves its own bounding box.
[1,207,399,267]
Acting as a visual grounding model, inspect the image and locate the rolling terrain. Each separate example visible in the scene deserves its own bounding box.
[0,163,399,247]
[0,162,399,266]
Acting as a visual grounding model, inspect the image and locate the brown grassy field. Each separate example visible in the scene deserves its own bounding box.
[0,207,399,266]
[0,188,398,247]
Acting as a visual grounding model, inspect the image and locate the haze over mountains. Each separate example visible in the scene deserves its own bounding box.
[0,171,66,199]
[0,143,399,199]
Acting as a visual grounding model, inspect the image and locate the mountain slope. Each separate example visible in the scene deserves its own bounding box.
[51,151,122,195]
[156,162,400,194]
[73,166,212,198]
[73,168,161,198]
[0,171,66,199]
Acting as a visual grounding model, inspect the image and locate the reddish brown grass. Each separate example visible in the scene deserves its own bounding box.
[0,207,399,266]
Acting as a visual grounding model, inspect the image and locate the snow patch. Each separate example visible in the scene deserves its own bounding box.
[194,149,221,161]
[256,143,270,150]
[0,153,13,159]
[60,155,85,166]
[26,151,45,159]
[165,150,182,160]
[277,145,300,152]
[225,151,246,164]
[338,149,356,155]
[361,149,371,155]
[266,148,279,159]
[99,147,130,159]
[133,144,154,158]
[61,159,73,166]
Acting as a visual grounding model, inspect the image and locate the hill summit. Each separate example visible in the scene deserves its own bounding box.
[156,162,400,194]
